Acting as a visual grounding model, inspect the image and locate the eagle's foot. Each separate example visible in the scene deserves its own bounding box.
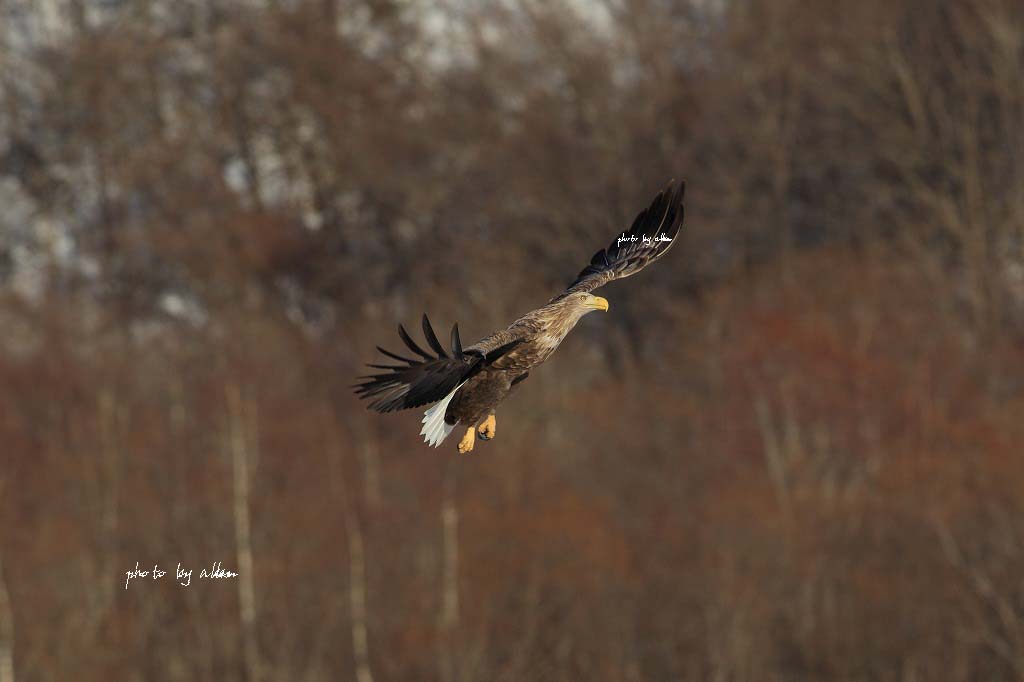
[477,414,496,440]
[457,427,476,454]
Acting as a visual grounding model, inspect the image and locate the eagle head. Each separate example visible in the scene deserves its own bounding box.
[536,292,610,346]
[568,292,609,314]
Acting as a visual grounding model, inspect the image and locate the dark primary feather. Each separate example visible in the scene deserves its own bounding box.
[398,323,433,360]
[450,324,463,358]
[557,180,685,298]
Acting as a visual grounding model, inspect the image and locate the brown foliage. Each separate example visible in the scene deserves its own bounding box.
[1,0,1023,680]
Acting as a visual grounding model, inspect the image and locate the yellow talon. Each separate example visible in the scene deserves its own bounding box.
[457,427,476,454]
[477,414,496,440]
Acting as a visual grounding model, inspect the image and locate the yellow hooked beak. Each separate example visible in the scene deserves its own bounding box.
[591,296,609,312]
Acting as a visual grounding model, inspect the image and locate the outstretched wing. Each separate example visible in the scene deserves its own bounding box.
[556,180,685,298]
[353,315,524,412]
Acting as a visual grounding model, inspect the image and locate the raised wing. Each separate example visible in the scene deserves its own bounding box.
[556,180,685,298]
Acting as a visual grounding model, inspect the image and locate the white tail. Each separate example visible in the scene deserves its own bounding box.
[420,381,466,447]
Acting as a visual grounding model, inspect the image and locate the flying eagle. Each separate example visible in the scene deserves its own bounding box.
[354,181,685,453]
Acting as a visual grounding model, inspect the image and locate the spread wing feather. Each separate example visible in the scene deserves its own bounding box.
[556,180,685,298]
[354,315,524,413]
[422,315,449,358]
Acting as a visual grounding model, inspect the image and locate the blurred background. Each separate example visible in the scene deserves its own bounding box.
[1,0,1023,679]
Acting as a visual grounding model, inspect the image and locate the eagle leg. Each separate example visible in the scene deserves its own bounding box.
[477,414,496,440]
[457,427,476,454]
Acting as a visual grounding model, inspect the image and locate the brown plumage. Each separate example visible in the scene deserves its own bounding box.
[354,181,685,451]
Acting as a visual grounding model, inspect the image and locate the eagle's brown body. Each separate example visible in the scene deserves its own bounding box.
[448,300,587,427]
[354,181,685,452]
[447,370,519,429]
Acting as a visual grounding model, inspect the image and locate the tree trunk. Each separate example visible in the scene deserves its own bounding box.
[0,556,14,682]
[329,417,376,682]
[438,461,460,682]
[345,513,374,682]
[227,384,261,682]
